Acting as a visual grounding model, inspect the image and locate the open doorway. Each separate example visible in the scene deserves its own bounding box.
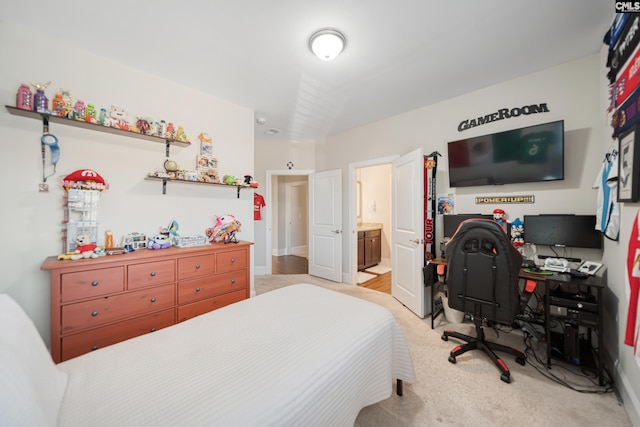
[265,170,313,275]
[350,157,395,294]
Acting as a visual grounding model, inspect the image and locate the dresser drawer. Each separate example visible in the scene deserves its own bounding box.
[177,289,246,322]
[177,270,248,305]
[128,260,175,290]
[61,267,125,303]
[61,284,175,334]
[216,249,248,273]
[177,254,216,280]
[61,308,175,361]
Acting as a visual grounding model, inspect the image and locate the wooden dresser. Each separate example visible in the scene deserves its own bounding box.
[41,241,252,363]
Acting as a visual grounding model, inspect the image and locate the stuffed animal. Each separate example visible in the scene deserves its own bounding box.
[148,233,172,249]
[107,105,130,131]
[73,234,98,259]
[206,215,242,243]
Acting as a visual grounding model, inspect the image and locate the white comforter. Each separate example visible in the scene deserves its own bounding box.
[57,284,416,426]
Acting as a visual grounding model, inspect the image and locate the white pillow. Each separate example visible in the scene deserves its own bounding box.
[0,294,68,427]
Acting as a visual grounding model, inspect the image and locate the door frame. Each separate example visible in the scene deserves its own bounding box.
[265,169,314,275]
[348,156,398,285]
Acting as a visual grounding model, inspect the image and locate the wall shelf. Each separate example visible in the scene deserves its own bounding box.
[5,105,191,149]
[145,175,249,197]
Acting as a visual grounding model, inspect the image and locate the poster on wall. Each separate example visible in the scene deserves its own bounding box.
[437,193,455,214]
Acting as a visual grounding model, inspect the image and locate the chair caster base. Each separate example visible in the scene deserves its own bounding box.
[500,372,511,383]
[516,356,525,366]
[448,355,456,364]
[441,334,448,341]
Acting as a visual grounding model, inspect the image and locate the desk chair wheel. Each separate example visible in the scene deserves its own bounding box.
[448,355,456,364]
[516,356,525,366]
[441,333,449,341]
[500,372,511,384]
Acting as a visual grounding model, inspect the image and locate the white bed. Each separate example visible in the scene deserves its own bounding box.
[0,284,415,427]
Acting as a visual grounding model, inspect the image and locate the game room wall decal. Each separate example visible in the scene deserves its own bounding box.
[457,103,550,132]
[475,195,535,204]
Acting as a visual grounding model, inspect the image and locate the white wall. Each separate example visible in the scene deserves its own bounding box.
[313,53,638,424]
[0,22,255,346]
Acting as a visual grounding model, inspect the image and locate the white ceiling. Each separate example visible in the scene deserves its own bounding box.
[1,1,613,142]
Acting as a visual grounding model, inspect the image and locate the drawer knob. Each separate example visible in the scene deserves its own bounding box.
[195,264,201,269]
[231,258,235,263]
[195,287,201,292]
[91,281,99,287]
[150,328,156,332]
[150,272,156,277]
[231,279,236,284]
[150,297,157,303]
[92,346,99,351]
[91,311,99,317]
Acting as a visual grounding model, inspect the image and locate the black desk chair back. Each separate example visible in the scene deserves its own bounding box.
[441,219,526,383]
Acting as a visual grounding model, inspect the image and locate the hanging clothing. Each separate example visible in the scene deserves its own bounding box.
[593,148,620,240]
[254,193,265,221]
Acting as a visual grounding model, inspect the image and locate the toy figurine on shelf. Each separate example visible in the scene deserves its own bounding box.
[107,105,130,130]
[510,218,524,248]
[493,208,507,232]
[176,126,189,143]
[98,108,107,125]
[85,104,97,123]
[74,100,86,121]
[165,122,176,139]
[51,92,65,116]
[135,117,151,135]
[31,81,51,113]
[16,84,33,110]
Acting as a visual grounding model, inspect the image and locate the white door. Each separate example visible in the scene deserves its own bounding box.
[309,169,342,282]
[392,148,425,317]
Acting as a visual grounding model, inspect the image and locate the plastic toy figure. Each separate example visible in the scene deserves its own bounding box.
[31,81,50,113]
[51,92,65,116]
[493,208,507,231]
[74,100,86,121]
[17,84,33,110]
[85,104,97,123]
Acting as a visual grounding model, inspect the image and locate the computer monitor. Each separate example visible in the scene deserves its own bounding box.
[443,214,494,239]
[523,214,603,249]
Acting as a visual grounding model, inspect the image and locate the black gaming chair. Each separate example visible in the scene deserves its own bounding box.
[441,219,526,383]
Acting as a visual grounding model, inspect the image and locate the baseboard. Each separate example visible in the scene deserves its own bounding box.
[271,248,286,256]
[614,359,640,426]
[290,245,308,258]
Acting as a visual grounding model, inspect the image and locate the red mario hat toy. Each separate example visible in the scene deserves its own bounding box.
[62,169,109,191]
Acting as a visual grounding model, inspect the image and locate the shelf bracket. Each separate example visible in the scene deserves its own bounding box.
[162,179,167,195]
[165,142,170,158]
[237,186,241,198]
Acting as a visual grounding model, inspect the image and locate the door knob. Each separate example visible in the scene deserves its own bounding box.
[410,238,423,244]
[332,229,342,234]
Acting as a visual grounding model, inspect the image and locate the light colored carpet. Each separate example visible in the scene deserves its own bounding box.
[365,265,392,275]
[255,274,632,427]
[357,271,376,284]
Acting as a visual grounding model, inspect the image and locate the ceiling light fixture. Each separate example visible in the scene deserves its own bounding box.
[309,28,346,61]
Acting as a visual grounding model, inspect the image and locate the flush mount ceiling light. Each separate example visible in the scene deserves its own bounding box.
[309,28,346,61]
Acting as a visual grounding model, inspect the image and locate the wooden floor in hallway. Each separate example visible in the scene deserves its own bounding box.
[272,254,391,295]
[358,271,391,294]
[272,255,308,274]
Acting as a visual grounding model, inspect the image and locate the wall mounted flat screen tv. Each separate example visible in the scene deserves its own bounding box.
[447,120,564,187]
[523,214,602,249]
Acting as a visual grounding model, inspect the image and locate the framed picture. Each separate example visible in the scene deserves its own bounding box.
[618,125,640,202]
[577,261,603,276]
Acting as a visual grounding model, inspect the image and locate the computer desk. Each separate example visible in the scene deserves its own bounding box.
[427,257,606,385]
